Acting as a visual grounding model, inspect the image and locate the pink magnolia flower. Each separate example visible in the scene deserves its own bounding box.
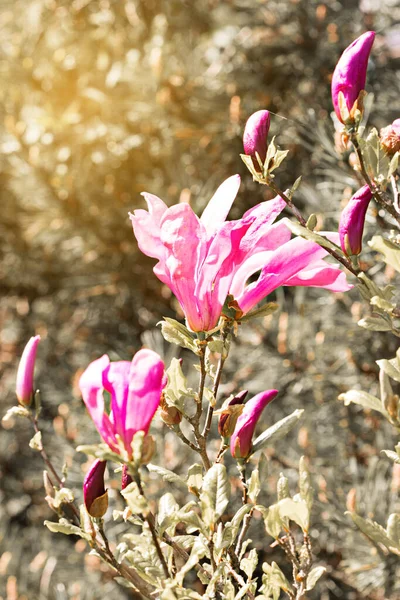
[83,459,108,518]
[16,335,41,406]
[230,389,278,459]
[380,119,400,155]
[331,31,375,123]
[79,349,165,458]
[130,176,351,332]
[243,110,271,167]
[339,185,372,256]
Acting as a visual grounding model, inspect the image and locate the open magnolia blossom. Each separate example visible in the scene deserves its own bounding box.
[79,349,165,459]
[130,175,351,332]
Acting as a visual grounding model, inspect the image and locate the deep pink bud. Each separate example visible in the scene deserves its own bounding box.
[121,465,133,490]
[243,110,271,166]
[230,389,278,459]
[380,119,400,155]
[331,31,375,123]
[16,335,41,406]
[83,459,108,518]
[339,185,373,256]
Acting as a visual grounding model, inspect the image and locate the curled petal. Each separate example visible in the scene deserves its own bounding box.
[200,175,241,238]
[230,390,278,459]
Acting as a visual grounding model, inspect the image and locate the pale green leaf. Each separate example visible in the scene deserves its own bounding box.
[200,463,230,529]
[247,469,261,503]
[387,513,400,545]
[164,358,195,412]
[358,316,393,332]
[252,409,304,455]
[29,431,43,451]
[347,512,400,555]
[264,503,283,539]
[284,220,342,252]
[147,464,187,488]
[369,235,400,273]
[240,547,258,580]
[306,566,326,591]
[278,498,309,532]
[299,457,314,511]
[240,302,279,322]
[160,318,199,354]
[339,389,389,417]
[44,518,90,540]
[377,358,400,383]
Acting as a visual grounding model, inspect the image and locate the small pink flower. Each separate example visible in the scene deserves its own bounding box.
[16,335,41,406]
[331,31,375,123]
[243,110,271,168]
[79,349,165,459]
[83,459,108,518]
[130,177,351,332]
[380,119,400,155]
[339,185,372,256]
[230,389,278,459]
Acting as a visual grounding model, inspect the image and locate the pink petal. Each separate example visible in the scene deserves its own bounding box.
[102,361,131,446]
[236,237,329,314]
[125,349,165,444]
[160,203,210,331]
[285,261,352,291]
[230,390,278,458]
[130,192,168,261]
[79,355,118,452]
[200,175,241,237]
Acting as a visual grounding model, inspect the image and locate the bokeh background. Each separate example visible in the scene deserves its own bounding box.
[1,0,400,598]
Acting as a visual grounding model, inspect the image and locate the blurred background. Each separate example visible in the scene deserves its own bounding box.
[1,0,400,598]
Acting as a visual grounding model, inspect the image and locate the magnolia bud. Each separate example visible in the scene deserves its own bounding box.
[331,31,375,124]
[230,389,278,459]
[339,185,372,256]
[380,119,400,155]
[83,460,108,518]
[16,335,41,406]
[243,110,271,170]
[218,390,248,438]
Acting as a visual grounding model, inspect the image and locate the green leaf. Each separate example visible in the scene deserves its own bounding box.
[159,318,199,354]
[76,443,123,463]
[176,537,209,585]
[252,409,304,455]
[158,492,179,535]
[261,561,293,598]
[339,389,389,417]
[299,457,314,511]
[121,481,149,516]
[358,315,393,332]
[222,504,253,547]
[369,235,400,273]
[247,469,261,503]
[2,405,31,423]
[284,220,342,253]
[147,464,187,488]
[29,431,43,451]
[200,463,230,529]
[377,357,400,384]
[387,513,400,545]
[264,503,283,539]
[278,498,309,532]
[52,487,75,509]
[346,512,400,555]
[186,464,203,495]
[277,473,290,501]
[164,358,195,412]
[240,547,258,580]
[306,566,326,591]
[370,295,395,314]
[240,302,279,322]
[44,518,90,540]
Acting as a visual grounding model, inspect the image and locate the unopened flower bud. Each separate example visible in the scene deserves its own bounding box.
[121,465,133,490]
[230,389,278,459]
[331,31,375,124]
[380,119,400,155]
[339,185,372,256]
[16,335,41,406]
[243,110,271,170]
[83,459,108,518]
[218,390,248,437]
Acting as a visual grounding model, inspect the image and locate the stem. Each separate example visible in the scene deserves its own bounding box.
[134,470,170,579]
[351,133,400,227]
